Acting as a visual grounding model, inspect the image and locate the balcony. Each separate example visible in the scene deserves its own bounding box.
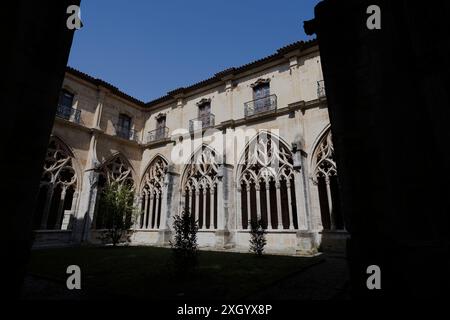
[317,80,326,98]
[146,127,169,143]
[189,114,215,132]
[244,94,277,117]
[114,124,139,142]
[56,104,81,123]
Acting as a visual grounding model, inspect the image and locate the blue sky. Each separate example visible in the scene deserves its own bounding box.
[68,0,320,102]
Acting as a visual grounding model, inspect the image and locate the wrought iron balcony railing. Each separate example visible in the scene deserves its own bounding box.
[244,94,277,117]
[56,104,81,123]
[146,126,169,143]
[114,124,138,142]
[317,80,326,98]
[189,114,215,132]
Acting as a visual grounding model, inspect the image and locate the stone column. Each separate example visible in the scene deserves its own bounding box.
[142,192,148,229]
[214,164,228,247]
[266,181,273,230]
[40,185,54,229]
[246,184,251,228]
[236,186,242,230]
[275,181,283,229]
[325,176,335,230]
[202,188,207,229]
[188,189,192,215]
[158,167,177,245]
[154,192,160,229]
[72,132,100,243]
[148,193,154,229]
[255,183,261,221]
[62,190,78,230]
[54,185,67,229]
[195,190,200,224]
[210,187,215,229]
[92,89,108,130]
[286,181,295,230]
[159,175,169,230]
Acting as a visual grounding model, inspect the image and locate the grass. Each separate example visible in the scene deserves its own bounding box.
[28,246,322,299]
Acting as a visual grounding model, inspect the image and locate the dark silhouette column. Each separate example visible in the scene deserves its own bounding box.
[305,0,450,298]
[2,0,79,298]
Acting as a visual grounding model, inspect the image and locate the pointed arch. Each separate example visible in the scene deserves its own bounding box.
[93,153,135,230]
[33,135,80,231]
[139,153,169,191]
[310,127,343,230]
[180,144,219,230]
[236,130,297,230]
[138,155,168,229]
[97,152,135,188]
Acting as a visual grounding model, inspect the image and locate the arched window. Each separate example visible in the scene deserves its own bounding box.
[139,156,168,229]
[93,155,134,229]
[237,132,297,230]
[312,129,343,230]
[33,137,78,230]
[181,145,218,230]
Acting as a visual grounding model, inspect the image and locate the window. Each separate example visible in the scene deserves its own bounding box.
[156,115,166,139]
[57,90,74,120]
[117,114,132,139]
[252,83,270,112]
[198,102,211,128]
[59,90,74,108]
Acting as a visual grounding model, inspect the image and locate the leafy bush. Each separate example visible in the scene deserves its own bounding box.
[249,219,267,256]
[98,181,137,246]
[170,210,199,277]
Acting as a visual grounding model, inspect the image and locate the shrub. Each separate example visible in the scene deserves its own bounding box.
[170,209,199,277]
[98,181,137,246]
[249,219,267,256]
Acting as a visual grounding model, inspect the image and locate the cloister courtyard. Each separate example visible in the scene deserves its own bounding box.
[23,246,349,300]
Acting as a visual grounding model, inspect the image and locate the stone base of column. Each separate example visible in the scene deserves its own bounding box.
[214,230,230,248]
[295,231,319,255]
[157,229,172,246]
[319,229,349,254]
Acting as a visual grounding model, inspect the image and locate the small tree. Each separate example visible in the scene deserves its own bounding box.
[170,210,199,277]
[98,181,137,246]
[249,219,267,256]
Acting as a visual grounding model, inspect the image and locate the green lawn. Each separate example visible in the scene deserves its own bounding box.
[28,246,322,299]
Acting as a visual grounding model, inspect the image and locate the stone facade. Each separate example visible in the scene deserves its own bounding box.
[33,40,342,255]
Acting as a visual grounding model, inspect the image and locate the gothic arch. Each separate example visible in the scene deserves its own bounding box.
[33,136,80,230]
[138,155,168,229]
[93,153,135,229]
[97,152,136,187]
[180,144,219,230]
[139,153,169,190]
[233,130,292,184]
[310,127,344,230]
[236,131,298,230]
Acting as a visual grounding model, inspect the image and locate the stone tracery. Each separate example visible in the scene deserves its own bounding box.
[139,156,168,229]
[311,129,343,230]
[33,137,78,230]
[181,145,218,230]
[237,132,297,230]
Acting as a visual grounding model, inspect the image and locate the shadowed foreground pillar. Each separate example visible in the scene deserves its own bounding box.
[2,0,79,297]
[305,0,450,298]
